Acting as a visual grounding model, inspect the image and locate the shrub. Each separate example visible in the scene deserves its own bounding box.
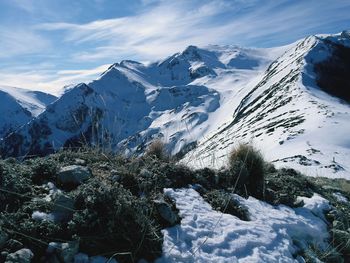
[265,168,316,206]
[194,168,217,189]
[0,161,33,212]
[228,144,266,199]
[159,163,194,188]
[204,190,249,221]
[69,178,162,262]
[145,140,168,160]
[28,158,58,185]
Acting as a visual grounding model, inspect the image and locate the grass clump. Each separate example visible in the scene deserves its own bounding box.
[226,144,266,198]
[145,140,169,160]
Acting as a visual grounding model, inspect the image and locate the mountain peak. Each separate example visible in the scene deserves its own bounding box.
[341,30,350,39]
[1,33,350,178]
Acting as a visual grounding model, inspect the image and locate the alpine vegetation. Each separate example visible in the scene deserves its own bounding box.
[0,149,349,262]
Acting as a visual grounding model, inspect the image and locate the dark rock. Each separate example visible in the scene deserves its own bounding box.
[57,165,91,188]
[5,248,33,263]
[154,200,179,226]
[47,241,79,263]
[51,193,75,222]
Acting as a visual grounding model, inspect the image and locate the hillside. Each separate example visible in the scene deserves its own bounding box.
[182,32,350,178]
[0,149,349,262]
[0,86,57,140]
[0,32,349,179]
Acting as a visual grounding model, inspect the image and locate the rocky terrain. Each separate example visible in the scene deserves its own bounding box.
[0,147,349,262]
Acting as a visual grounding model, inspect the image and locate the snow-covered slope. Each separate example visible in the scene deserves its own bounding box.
[182,32,350,178]
[0,86,56,140]
[0,45,276,158]
[1,32,349,179]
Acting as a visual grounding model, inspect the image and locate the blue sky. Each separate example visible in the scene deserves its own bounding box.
[0,0,349,94]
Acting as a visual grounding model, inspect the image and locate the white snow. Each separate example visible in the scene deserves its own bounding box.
[0,85,56,139]
[1,32,350,178]
[0,85,56,116]
[31,211,55,222]
[182,34,350,179]
[332,192,348,203]
[157,188,330,263]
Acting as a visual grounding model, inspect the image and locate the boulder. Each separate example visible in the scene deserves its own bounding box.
[51,193,75,222]
[47,241,79,263]
[154,200,179,226]
[57,165,91,188]
[74,159,86,165]
[53,193,74,213]
[5,248,33,263]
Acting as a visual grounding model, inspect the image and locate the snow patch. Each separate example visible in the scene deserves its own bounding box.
[157,188,330,263]
[332,192,348,203]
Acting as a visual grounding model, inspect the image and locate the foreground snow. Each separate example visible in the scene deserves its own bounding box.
[157,188,331,263]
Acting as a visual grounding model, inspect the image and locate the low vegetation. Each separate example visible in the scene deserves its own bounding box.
[0,144,348,262]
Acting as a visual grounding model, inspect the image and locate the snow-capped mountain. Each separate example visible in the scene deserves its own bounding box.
[182,31,350,178]
[0,44,276,158]
[1,31,349,178]
[0,86,57,140]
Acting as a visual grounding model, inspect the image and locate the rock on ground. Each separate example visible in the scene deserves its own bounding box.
[5,248,33,263]
[57,165,91,187]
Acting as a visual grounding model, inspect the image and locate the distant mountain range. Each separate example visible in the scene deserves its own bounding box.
[1,31,349,178]
[0,85,56,139]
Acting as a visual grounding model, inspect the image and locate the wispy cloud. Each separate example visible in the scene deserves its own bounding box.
[0,64,110,95]
[37,0,350,63]
[0,27,50,58]
[37,0,251,61]
[0,0,349,93]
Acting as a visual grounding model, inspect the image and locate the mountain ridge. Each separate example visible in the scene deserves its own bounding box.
[0,32,349,178]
